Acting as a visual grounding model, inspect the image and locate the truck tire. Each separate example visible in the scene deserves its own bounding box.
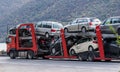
[27,51,34,59]
[9,51,16,59]
[87,46,95,61]
[77,54,83,61]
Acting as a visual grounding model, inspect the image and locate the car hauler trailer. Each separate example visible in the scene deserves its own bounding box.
[6,23,120,61]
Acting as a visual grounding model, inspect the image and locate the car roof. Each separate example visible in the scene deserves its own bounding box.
[75,17,98,20]
[110,16,120,19]
[37,21,62,24]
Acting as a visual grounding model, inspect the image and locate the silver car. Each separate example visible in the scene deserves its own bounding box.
[35,21,63,38]
[100,16,120,35]
[64,17,101,33]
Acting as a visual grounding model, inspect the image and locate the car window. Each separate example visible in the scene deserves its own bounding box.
[9,29,16,35]
[46,23,52,28]
[42,23,51,28]
[53,24,59,28]
[103,18,112,25]
[77,19,88,23]
[111,18,120,24]
[37,23,42,27]
[76,38,88,44]
[42,23,47,28]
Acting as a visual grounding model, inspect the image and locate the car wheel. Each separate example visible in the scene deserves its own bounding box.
[81,27,86,33]
[45,33,49,38]
[27,51,34,59]
[70,49,76,56]
[9,51,16,59]
[64,28,68,33]
[51,48,56,55]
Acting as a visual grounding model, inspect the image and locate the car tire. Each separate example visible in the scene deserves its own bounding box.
[81,27,86,33]
[69,49,76,56]
[27,51,34,59]
[45,32,49,38]
[9,51,16,59]
[51,48,56,55]
[64,28,68,33]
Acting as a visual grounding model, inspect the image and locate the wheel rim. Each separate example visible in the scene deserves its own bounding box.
[52,48,55,54]
[89,46,93,51]
[88,55,92,61]
[10,52,14,57]
[65,29,68,33]
[82,28,86,33]
[46,33,49,38]
[70,50,75,55]
[28,53,32,59]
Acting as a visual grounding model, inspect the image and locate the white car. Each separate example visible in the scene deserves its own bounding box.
[35,21,63,38]
[69,37,98,55]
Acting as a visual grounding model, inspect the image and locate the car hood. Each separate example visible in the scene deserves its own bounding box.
[64,24,70,28]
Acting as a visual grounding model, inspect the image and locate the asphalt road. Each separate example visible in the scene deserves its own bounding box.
[0,57,120,72]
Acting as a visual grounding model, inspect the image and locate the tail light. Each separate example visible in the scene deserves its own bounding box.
[89,22,92,26]
[93,40,97,44]
[51,29,56,32]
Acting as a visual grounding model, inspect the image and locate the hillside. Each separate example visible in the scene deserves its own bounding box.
[0,0,120,42]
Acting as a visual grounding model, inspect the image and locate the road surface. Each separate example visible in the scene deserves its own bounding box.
[0,57,120,72]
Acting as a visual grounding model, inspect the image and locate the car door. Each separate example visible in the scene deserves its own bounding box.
[100,18,112,34]
[78,19,89,31]
[76,38,89,53]
[70,23,78,32]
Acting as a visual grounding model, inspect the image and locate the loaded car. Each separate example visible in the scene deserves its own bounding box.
[69,37,98,56]
[100,16,120,35]
[49,36,80,56]
[64,17,101,33]
[35,21,64,38]
[103,38,120,58]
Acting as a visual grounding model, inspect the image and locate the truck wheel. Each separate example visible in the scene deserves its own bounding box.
[87,46,94,61]
[9,51,16,59]
[27,51,34,59]
[77,54,83,61]
[87,52,94,61]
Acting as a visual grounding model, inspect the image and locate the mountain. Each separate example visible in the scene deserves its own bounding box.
[0,0,120,42]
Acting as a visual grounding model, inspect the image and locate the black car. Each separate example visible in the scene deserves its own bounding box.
[104,39,120,58]
[49,36,80,56]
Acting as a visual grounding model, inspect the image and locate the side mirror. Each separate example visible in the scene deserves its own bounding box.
[6,38,11,44]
